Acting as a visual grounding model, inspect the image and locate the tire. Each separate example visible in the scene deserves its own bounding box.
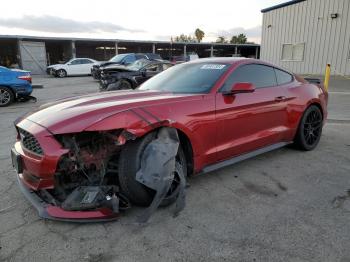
[0,86,14,107]
[56,69,67,78]
[294,105,323,151]
[118,131,187,207]
[106,79,132,91]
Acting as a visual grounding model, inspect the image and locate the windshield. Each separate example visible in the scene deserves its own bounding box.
[126,59,151,71]
[139,62,229,93]
[110,54,128,63]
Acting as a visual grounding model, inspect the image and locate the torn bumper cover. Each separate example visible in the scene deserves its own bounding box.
[11,126,186,223]
[15,173,120,222]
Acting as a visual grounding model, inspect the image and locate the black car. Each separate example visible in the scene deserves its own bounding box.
[99,59,173,91]
[91,53,162,80]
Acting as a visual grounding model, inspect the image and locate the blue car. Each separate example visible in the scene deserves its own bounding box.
[0,66,32,106]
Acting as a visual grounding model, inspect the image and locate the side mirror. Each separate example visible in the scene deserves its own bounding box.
[223,82,255,95]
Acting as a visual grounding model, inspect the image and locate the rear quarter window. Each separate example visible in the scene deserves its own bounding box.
[275,68,293,85]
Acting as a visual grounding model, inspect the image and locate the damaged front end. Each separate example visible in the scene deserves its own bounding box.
[13,129,132,221]
[12,123,185,222]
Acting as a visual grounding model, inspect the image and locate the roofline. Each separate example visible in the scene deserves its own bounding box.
[261,0,306,13]
[0,34,260,47]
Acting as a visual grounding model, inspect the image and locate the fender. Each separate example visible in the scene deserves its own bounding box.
[84,107,200,158]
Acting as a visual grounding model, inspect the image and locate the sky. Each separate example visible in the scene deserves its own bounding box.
[0,0,284,44]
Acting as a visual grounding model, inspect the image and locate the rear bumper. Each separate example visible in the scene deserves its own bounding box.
[12,83,32,96]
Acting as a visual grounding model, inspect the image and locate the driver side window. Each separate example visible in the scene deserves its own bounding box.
[222,64,277,91]
[70,59,81,65]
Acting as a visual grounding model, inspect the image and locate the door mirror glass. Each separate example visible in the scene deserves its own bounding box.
[224,82,255,95]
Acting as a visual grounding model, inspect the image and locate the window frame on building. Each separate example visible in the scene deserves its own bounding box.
[281,43,305,62]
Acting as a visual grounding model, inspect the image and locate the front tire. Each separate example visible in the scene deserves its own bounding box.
[56,69,67,78]
[294,105,323,150]
[118,131,187,207]
[0,86,14,107]
[106,79,132,91]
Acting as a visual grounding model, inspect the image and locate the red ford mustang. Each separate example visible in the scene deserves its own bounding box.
[11,58,328,221]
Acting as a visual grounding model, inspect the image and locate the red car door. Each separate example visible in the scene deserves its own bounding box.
[215,63,289,162]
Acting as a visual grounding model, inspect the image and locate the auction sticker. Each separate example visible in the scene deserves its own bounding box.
[200,64,226,70]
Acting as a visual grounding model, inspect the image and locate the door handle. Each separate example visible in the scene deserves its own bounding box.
[274,96,286,102]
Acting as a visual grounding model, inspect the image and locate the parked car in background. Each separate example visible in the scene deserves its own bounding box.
[11,58,328,221]
[0,66,32,106]
[47,58,98,78]
[91,53,162,80]
[99,59,173,91]
[170,53,199,64]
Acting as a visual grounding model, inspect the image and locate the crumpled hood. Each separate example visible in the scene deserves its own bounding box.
[47,64,64,70]
[25,90,195,134]
[99,62,121,68]
[102,64,132,72]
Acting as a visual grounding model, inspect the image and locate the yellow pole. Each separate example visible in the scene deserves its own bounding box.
[324,64,331,91]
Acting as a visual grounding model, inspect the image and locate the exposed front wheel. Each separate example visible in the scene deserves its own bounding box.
[0,86,14,107]
[118,131,187,207]
[294,105,323,151]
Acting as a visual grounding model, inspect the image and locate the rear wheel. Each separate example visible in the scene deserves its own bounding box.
[56,69,67,78]
[294,105,323,150]
[118,131,187,207]
[0,86,14,107]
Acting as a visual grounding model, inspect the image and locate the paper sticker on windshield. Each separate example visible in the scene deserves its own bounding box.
[200,64,226,70]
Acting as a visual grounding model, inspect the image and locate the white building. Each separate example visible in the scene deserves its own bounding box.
[261,0,350,76]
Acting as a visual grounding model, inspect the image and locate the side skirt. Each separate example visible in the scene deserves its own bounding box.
[200,142,292,174]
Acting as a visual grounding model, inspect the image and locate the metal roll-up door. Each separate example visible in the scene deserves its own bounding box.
[19,41,47,74]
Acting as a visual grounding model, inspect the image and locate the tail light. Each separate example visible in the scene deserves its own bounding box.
[18,75,32,84]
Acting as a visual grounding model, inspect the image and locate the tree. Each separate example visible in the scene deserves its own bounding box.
[230,33,248,44]
[216,36,228,43]
[174,34,196,43]
[194,28,205,43]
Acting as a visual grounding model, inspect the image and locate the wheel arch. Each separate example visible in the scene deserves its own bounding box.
[57,68,67,75]
[309,102,324,119]
[177,128,194,176]
[136,126,195,176]
[0,85,16,97]
[123,78,137,89]
[306,100,324,119]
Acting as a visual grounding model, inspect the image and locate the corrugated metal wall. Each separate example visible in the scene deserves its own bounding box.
[261,0,350,76]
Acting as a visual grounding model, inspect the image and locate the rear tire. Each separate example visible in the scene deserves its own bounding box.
[294,105,323,151]
[0,86,14,107]
[118,131,187,207]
